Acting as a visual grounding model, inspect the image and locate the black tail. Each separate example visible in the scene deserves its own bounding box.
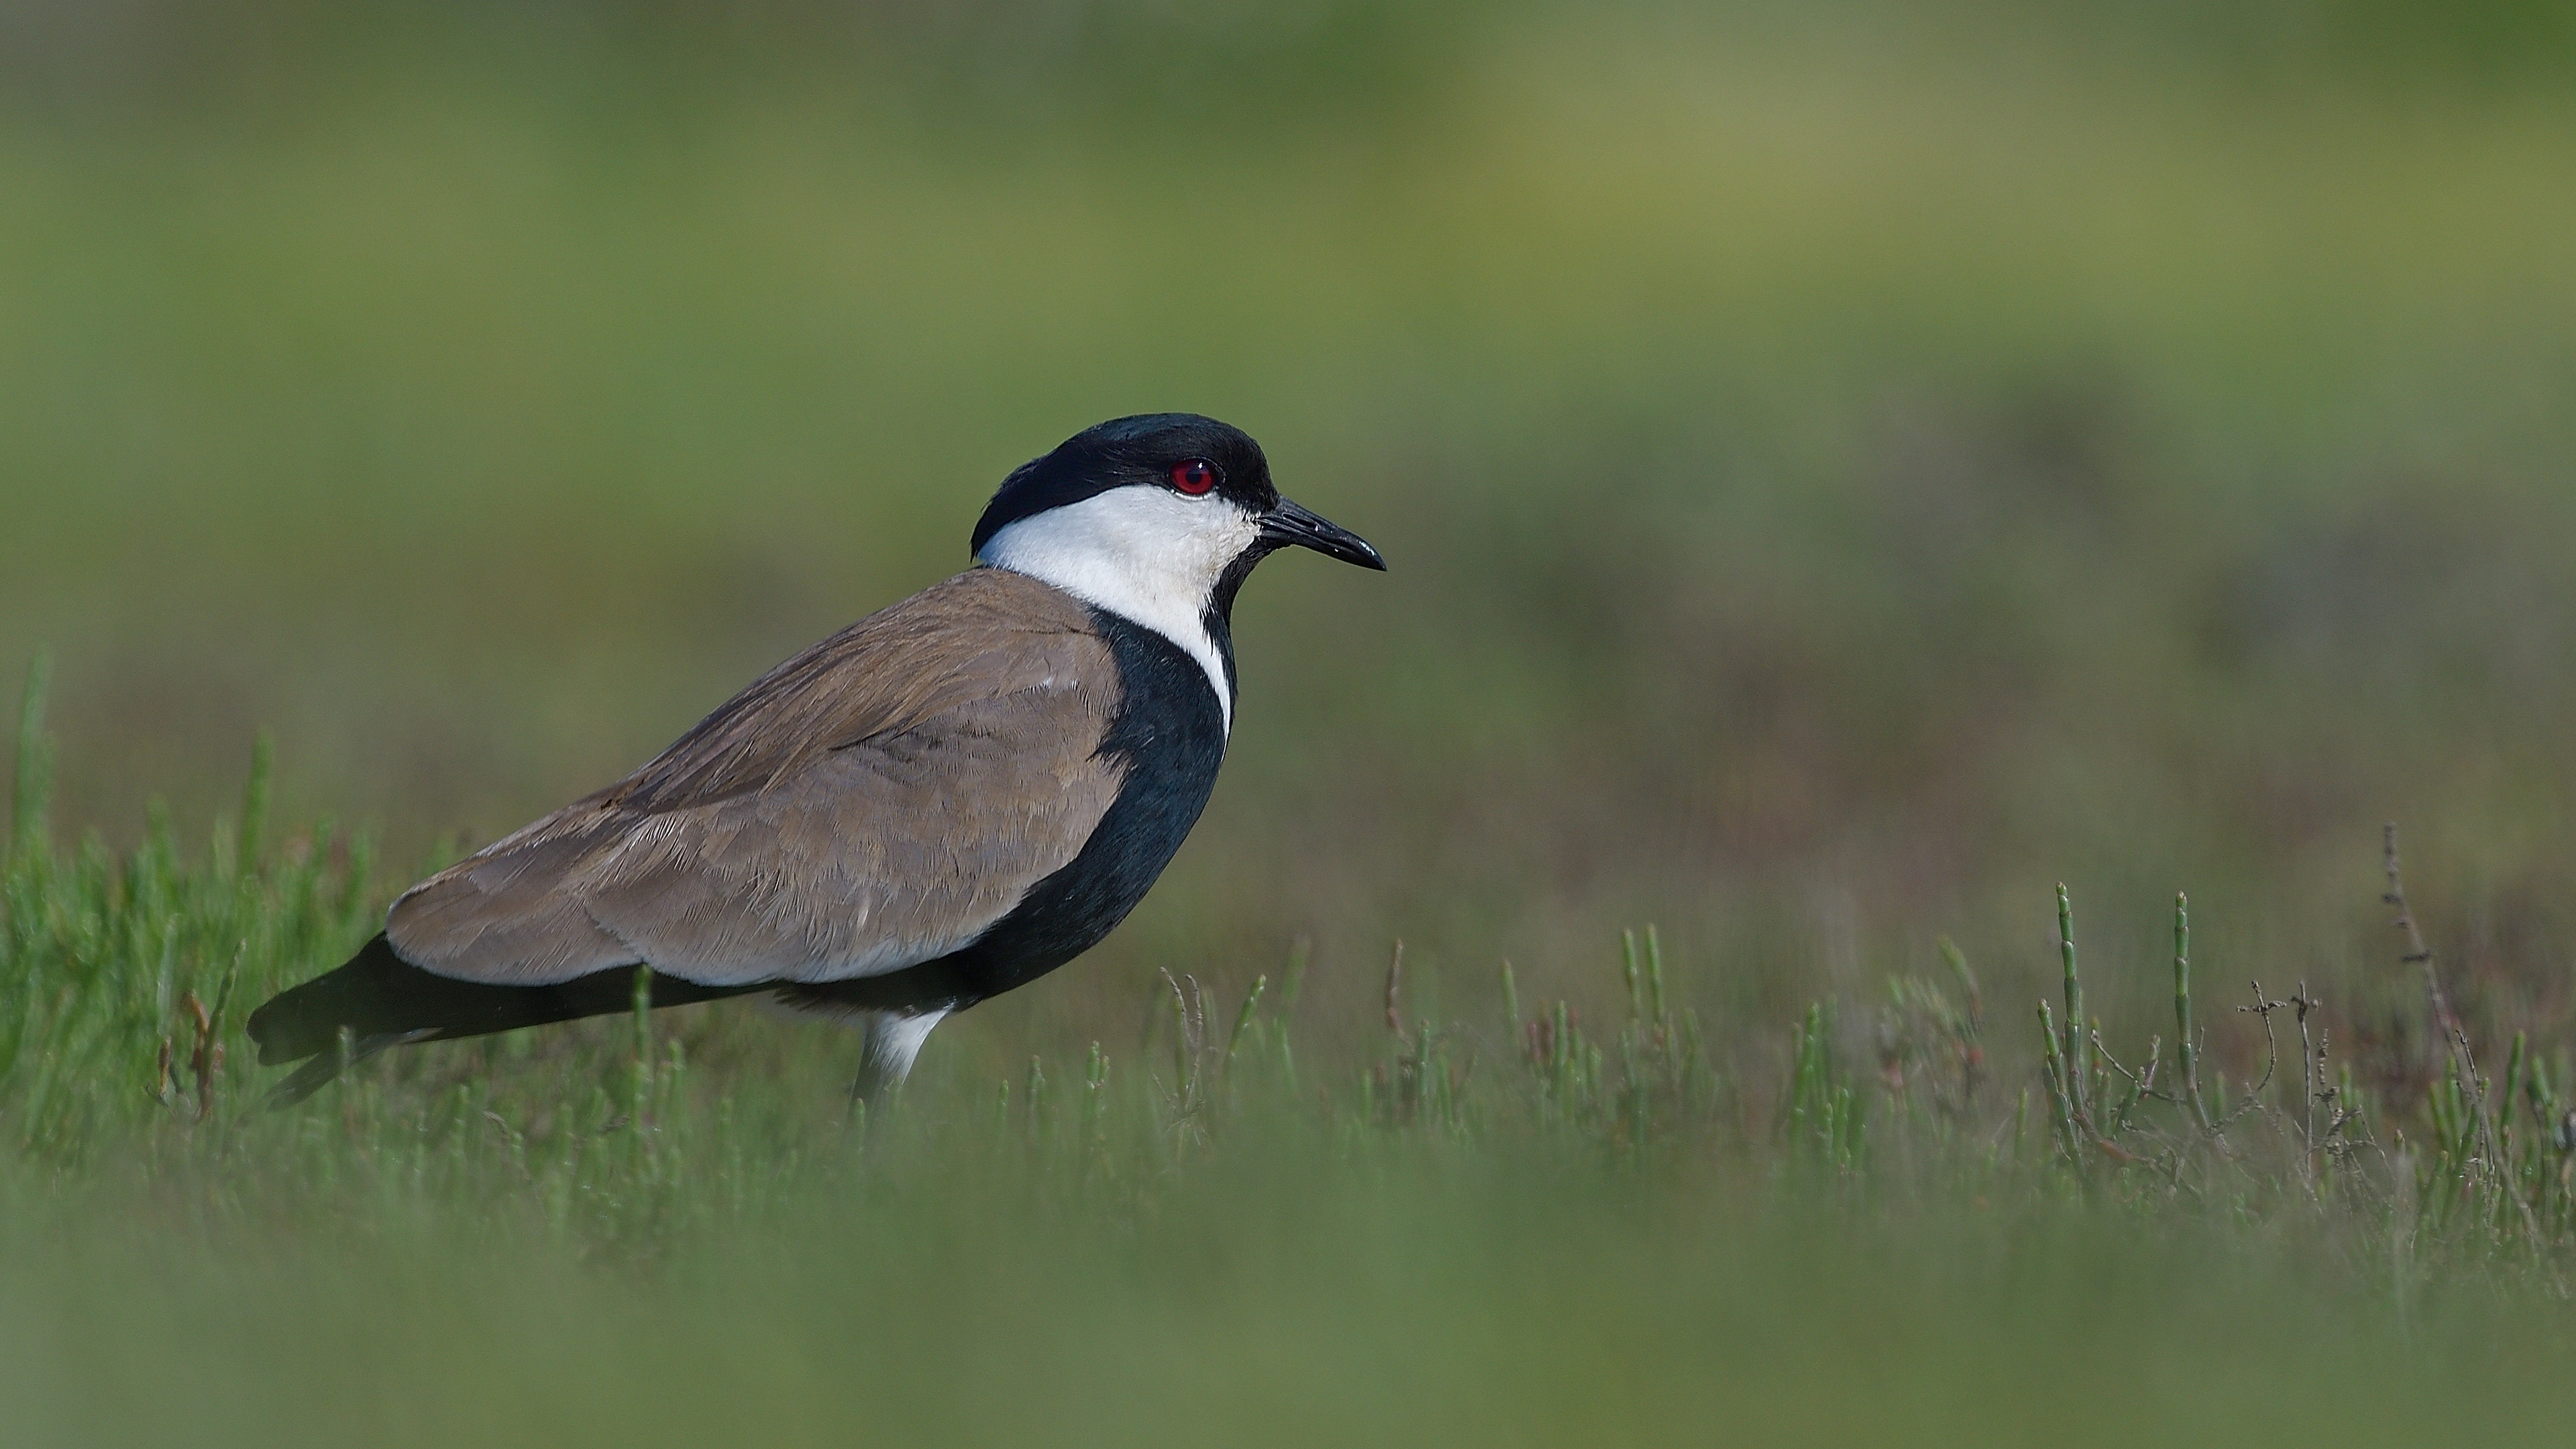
[247,934,758,1106]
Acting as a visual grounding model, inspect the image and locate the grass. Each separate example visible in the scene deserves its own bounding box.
[10,662,2576,1445]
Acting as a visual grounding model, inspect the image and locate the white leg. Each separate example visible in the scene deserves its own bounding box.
[851,1008,947,1105]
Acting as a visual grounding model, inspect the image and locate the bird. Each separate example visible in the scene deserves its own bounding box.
[247,413,1383,1106]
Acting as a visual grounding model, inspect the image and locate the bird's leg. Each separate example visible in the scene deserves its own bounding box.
[844,1008,948,1125]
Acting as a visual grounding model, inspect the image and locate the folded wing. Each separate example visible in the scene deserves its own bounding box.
[384,568,1124,987]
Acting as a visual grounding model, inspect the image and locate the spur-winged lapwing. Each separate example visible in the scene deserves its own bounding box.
[248,413,1382,1104]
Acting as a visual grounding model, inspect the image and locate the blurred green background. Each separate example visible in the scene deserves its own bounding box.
[8,0,2576,1077]
[15,5,2576,1444]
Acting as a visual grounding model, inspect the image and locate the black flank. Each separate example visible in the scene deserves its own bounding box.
[248,935,759,1062]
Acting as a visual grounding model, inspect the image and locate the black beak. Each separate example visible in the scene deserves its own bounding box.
[1260,496,1386,571]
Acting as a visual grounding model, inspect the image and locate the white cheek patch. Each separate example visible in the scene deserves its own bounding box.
[978,486,1258,733]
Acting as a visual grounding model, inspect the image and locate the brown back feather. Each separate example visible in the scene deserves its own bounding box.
[386,569,1125,986]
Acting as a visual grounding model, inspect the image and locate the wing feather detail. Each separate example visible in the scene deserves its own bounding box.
[386,570,1124,986]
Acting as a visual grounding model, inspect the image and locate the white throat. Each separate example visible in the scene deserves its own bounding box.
[977,486,1258,733]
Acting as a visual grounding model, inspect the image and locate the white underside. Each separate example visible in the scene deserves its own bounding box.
[978,486,1254,734]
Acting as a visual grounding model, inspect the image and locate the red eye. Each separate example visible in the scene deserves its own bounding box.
[1170,459,1218,495]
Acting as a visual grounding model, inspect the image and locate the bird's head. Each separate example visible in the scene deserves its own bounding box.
[972,414,1384,628]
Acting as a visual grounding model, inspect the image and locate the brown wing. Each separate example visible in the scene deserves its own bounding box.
[384,569,1124,986]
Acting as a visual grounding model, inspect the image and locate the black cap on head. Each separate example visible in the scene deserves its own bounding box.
[971,414,1279,557]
